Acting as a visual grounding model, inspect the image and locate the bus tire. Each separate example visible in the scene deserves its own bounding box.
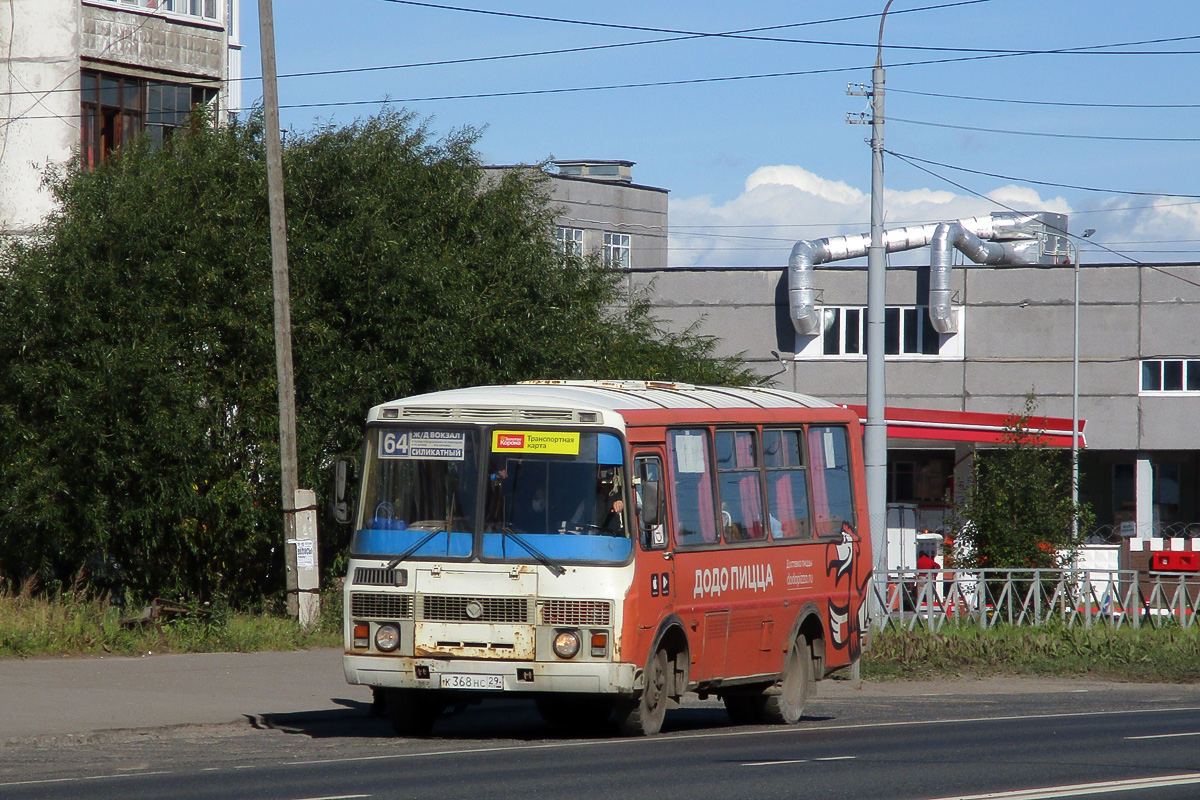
[616,648,670,736]
[758,635,813,725]
[385,688,444,737]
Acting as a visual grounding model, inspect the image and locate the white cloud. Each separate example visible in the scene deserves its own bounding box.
[669,164,1200,267]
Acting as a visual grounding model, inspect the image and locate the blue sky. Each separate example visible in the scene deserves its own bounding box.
[238,1,1200,268]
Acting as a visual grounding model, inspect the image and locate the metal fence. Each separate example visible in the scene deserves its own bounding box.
[873,568,1200,631]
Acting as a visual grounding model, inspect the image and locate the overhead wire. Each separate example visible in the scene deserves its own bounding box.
[887,150,1200,289]
[888,87,1200,110]
[380,1,1200,57]
[887,151,1200,200]
[889,117,1200,143]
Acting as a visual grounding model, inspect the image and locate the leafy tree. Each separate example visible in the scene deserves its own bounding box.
[953,393,1092,570]
[0,109,751,603]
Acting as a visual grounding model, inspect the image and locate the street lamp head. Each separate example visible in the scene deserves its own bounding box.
[1082,229,1096,238]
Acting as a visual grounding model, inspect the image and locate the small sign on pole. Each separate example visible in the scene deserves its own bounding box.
[293,488,320,629]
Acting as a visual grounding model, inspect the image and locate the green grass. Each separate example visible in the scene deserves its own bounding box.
[5,590,1200,684]
[862,623,1200,683]
[0,588,342,658]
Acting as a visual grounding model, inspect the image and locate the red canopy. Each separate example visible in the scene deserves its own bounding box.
[843,405,1086,449]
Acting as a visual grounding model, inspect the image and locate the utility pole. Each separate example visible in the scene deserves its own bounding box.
[257,0,309,622]
[866,3,893,606]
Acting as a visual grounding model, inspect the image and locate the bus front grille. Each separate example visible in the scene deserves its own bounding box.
[353,567,407,586]
[350,592,414,620]
[538,599,611,626]
[421,596,529,623]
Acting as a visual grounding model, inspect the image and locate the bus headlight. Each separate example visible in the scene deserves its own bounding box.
[552,630,581,659]
[374,623,401,652]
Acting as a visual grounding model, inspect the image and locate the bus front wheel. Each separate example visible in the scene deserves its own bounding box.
[385,688,444,737]
[616,648,670,736]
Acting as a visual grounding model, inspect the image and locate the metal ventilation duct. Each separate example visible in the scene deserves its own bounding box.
[787,212,1067,336]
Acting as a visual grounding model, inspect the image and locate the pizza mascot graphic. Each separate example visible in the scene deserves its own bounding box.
[825,522,870,660]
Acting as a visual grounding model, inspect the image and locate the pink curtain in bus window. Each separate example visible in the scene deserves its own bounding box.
[807,430,831,537]
[698,439,717,543]
[736,434,764,539]
[771,472,795,538]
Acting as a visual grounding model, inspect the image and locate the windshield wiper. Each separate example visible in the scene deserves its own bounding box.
[501,529,566,577]
[384,528,445,571]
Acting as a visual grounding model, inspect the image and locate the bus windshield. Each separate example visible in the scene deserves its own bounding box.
[352,427,632,564]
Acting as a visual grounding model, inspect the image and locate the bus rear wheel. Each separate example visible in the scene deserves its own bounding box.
[722,637,813,726]
[616,648,670,736]
[385,688,444,737]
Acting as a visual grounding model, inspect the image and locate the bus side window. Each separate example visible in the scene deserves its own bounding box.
[763,429,811,539]
[667,429,717,546]
[714,429,766,542]
[807,425,855,537]
[634,455,667,550]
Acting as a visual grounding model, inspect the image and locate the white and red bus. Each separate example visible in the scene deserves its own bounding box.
[334,381,872,736]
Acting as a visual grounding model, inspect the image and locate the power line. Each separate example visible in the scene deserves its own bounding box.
[890,116,1200,143]
[886,151,1200,200]
[379,0,1010,50]
[6,28,1195,107]
[888,150,1200,290]
[888,87,1200,110]
[380,2,1200,57]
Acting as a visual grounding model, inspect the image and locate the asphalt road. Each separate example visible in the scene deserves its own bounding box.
[3,665,1200,800]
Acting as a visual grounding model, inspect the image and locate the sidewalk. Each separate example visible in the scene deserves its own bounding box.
[0,648,372,741]
[1,648,1185,742]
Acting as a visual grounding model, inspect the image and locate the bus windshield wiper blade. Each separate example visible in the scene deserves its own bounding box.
[502,529,566,577]
[384,528,445,571]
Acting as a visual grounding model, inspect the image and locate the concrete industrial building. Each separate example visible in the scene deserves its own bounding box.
[632,250,1200,543]
[502,162,1200,543]
[0,0,242,244]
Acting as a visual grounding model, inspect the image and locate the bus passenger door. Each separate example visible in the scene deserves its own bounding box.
[632,452,674,660]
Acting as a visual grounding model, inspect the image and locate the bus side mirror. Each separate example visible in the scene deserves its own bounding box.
[331,456,357,525]
[640,480,666,549]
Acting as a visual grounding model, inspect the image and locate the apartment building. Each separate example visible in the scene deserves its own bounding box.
[0,0,241,242]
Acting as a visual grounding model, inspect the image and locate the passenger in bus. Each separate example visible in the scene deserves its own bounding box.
[597,468,626,533]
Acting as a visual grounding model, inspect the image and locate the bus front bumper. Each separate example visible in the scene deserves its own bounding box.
[344,654,638,695]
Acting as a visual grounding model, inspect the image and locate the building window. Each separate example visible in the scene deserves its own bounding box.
[81,70,218,167]
[820,306,941,357]
[603,232,631,269]
[555,227,584,257]
[1141,359,1200,394]
[97,0,219,22]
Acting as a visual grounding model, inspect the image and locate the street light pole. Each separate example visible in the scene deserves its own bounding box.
[1071,228,1095,540]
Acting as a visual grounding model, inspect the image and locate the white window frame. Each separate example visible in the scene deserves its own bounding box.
[794,305,965,361]
[555,226,585,258]
[92,0,220,23]
[1140,359,1200,395]
[603,232,631,269]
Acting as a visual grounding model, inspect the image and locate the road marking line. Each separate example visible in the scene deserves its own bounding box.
[921,772,1200,800]
[285,706,1200,769]
[1125,731,1200,740]
[0,771,173,789]
[742,755,856,767]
